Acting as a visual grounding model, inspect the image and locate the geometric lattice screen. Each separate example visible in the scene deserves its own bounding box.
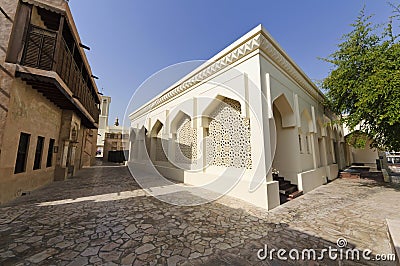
[206,98,252,169]
[176,118,197,164]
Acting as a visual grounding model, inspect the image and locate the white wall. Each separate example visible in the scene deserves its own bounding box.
[258,54,343,192]
[130,53,280,210]
[298,166,327,193]
[351,139,378,165]
[128,26,346,209]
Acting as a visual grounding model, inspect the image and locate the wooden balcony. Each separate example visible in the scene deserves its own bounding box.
[20,24,100,127]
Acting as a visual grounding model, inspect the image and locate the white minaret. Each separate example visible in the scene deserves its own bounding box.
[96,95,111,156]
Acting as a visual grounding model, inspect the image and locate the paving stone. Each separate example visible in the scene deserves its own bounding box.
[1,165,400,266]
[125,224,137,234]
[121,253,136,265]
[57,250,79,260]
[204,248,213,256]
[27,248,57,263]
[140,224,152,230]
[81,245,101,256]
[13,244,29,253]
[111,225,124,233]
[216,242,231,250]
[99,251,122,262]
[103,262,119,266]
[0,251,14,258]
[189,252,202,259]
[47,235,64,246]
[161,249,172,257]
[100,241,120,252]
[73,242,89,252]
[121,239,138,249]
[170,229,183,236]
[142,235,153,243]
[25,236,43,244]
[66,256,88,266]
[56,241,74,249]
[144,227,158,234]
[180,247,191,258]
[135,243,156,254]
[89,255,102,263]
[167,255,185,266]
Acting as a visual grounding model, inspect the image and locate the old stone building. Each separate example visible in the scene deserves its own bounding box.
[95,95,128,162]
[0,0,100,204]
[103,129,129,162]
[128,25,346,210]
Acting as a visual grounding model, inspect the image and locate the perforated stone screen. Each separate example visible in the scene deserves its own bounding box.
[207,98,252,169]
[176,118,197,164]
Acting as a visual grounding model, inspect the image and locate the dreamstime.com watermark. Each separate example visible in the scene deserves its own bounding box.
[257,238,396,262]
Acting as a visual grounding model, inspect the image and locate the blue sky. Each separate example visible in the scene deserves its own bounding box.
[69,0,395,125]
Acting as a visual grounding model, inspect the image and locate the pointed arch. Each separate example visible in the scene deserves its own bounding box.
[202,94,242,117]
[332,127,338,141]
[170,110,191,134]
[300,109,314,133]
[150,120,163,138]
[317,118,326,137]
[272,93,295,128]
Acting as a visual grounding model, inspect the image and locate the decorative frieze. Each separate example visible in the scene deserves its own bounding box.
[130,29,324,120]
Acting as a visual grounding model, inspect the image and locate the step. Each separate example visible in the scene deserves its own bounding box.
[273,176,284,182]
[279,182,292,190]
[279,185,298,195]
[288,190,303,200]
[279,193,289,204]
[278,180,291,185]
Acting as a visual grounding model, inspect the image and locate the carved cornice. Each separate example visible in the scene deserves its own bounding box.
[258,33,324,103]
[130,29,324,120]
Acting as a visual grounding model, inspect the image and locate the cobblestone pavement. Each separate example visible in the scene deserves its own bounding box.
[1,165,400,265]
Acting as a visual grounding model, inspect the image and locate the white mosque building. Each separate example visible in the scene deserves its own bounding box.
[127,25,346,210]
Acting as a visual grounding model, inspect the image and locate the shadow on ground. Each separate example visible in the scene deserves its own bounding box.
[0,166,398,265]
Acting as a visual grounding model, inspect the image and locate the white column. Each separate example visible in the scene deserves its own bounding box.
[150,137,157,162]
[168,133,176,165]
[310,133,317,169]
[321,137,328,166]
[331,139,336,164]
[196,127,206,171]
[138,128,146,161]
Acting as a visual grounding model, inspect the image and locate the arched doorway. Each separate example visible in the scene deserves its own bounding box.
[271,94,298,184]
[299,109,314,171]
[149,120,167,163]
[316,120,327,168]
[170,111,196,167]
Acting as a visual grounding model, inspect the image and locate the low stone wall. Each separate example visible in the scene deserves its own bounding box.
[386,219,400,264]
[297,167,327,194]
[327,164,339,180]
[128,161,280,210]
[297,164,340,194]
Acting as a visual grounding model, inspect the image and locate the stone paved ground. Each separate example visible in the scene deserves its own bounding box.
[1,165,400,265]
